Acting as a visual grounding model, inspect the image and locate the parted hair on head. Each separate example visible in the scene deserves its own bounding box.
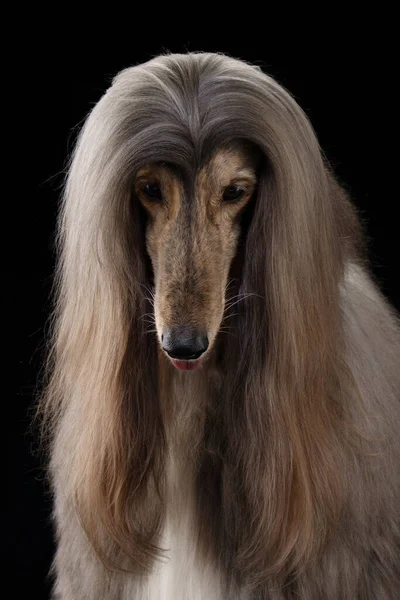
[39,53,400,599]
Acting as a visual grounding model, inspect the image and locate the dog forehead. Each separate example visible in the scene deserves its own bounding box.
[194,146,259,194]
[197,147,257,188]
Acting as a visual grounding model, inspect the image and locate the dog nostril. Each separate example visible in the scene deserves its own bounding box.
[161,328,209,360]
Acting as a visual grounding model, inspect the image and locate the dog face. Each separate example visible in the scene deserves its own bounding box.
[134,144,258,370]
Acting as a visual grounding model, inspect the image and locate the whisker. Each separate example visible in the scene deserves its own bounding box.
[140,283,156,304]
[221,312,240,322]
[142,322,157,329]
[141,322,157,330]
[140,282,155,296]
[224,292,263,312]
[218,327,236,337]
[139,313,156,322]
[229,291,263,299]
[143,296,155,307]
[144,328,158,335]
[219,323,236,331]
[225,277,237,294]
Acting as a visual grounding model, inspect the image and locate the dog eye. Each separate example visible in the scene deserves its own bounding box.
[141,183,162,201]
[222,185,246,202]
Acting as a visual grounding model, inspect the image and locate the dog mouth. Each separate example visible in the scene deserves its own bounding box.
[169,357,204,371]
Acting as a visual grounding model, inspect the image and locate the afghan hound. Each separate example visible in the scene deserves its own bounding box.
[39,52,400,599]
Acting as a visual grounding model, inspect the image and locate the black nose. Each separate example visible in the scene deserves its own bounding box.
[161,328,209,360]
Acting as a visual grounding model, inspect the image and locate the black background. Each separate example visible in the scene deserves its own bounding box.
[13,26,398,599]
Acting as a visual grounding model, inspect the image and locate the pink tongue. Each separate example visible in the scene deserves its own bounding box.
[171,358,202,371]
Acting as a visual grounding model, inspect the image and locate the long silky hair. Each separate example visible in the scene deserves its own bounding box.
[39,52,399,590]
